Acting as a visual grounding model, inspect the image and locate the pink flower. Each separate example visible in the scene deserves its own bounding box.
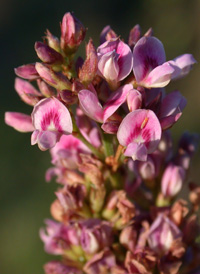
[78,84,137,124]
[161,164,186,198]
[133,37,196,88]
[117,109,162,161]
[97,38,133,87]
[31,97,72,151]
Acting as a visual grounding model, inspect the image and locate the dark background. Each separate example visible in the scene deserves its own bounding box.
[1,0,200,273]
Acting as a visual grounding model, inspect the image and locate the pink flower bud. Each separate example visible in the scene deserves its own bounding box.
[126,89,142,112]
[128,24,141,49]
[161,164,186,198]
[79,39,98,85]
[45,30,61,53]
[5,112,34,132]
[60,12,86,55]
[14,63,39,80]
[35,41,64,64]
[148,214,181,255]
[37,79,56,97]
[35,63,72,90]
[80,219,113,254]
[15,77,42,106]
[100,25,117,44]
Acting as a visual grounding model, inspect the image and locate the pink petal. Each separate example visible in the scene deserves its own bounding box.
[32,97,72,134]
[116,40,133,81]
[141,61,175,88]
[124,142,147,161]
[127,89,142,112]
[173,54,197,78]
[78,89,104,122]
[103,84,133,122]
[37,131,61,151]
[14,63,39,80]
[98,51,120,81]
[5,112,34,132]
[133,36,166,83]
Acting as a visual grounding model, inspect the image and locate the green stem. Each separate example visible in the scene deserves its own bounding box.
[101,132,114,157]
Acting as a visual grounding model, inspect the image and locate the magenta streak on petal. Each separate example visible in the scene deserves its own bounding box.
[126,124,142,146]
[41,109,62,132]
[142,129,151,147]
[143,56,158,79]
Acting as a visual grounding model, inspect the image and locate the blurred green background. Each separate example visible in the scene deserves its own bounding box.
[0,0,200,273]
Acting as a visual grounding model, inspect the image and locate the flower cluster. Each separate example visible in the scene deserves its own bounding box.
[5,12,200,274]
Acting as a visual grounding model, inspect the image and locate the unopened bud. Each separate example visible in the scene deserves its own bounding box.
[45,29,61,52]
[60,12,86,55]
[128,24,141,49]
[161,164,185,198]
[35,62,72,90]
[14,63,39,80]
[37,79,56,97]
[35,41,64,64]
[79,39,98,86]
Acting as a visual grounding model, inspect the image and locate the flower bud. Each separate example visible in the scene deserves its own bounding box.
[15,77,42,106]
[5,112,34,132]
[60,12,86,55]
[35,63,72,90]
[148,214,181,255]
[45,30,61,53]
[79,39,98,86]
[161,164,185,198]
[60,90,78,104]
[126,89,142,112]
[37,79,56,97]
[35,41,64,64]
[14,63,39,80]
[80,219,113,254]
[100,25,117,44]
[128,24,141,49]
